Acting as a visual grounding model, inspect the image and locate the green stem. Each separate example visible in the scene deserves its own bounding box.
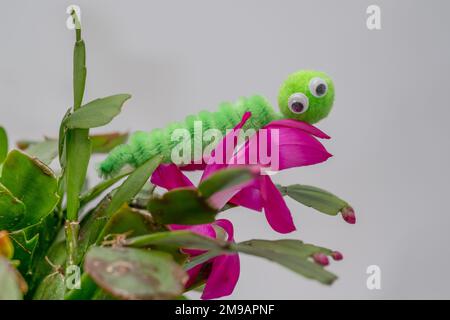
[65,273,97,300]
[79,171,131,209]
[64,221,80,266]
[65,9,87,267]
[72,10,82,43]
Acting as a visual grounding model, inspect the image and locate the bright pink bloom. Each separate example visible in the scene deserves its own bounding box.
[152,166,240,299]
[231,118,332,172]
[169,219,240,300]
[224,116,333,233]
[226,115,332,233]
[150,112,335,298]
[152,111,334,234]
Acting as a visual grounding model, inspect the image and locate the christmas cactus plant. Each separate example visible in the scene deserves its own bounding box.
[0,10,355,300]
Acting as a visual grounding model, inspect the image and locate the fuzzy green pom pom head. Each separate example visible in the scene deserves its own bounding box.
[278,70,335,124]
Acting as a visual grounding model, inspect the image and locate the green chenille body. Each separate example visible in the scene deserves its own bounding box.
[99,70,335,176]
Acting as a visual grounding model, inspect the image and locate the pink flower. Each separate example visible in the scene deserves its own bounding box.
[225,116,333,233]
[151,164,241,299]
[150,112,334,298]
[169,219,239,300]
[153,112,333,234]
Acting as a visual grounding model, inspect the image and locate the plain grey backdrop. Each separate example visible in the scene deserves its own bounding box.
[1,0,449,299]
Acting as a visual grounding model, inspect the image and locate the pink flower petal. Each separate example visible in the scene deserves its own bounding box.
[180,163,207,171]
[260,175,296,234]
[180,219,240,299]
[265,119,331,139]
[151,163,194,190]
[206,165,259,210]
[229,185,263,211]
[201,112,252,181]
[275,127,332,170]
[185,263,204,289]
[169,223,216,256]
[169,223,216,238]
[232,126,332,171]
[215,219,235,241]
[201,253,240,300]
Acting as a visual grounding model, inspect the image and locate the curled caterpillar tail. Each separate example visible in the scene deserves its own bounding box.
[98,143,133,178]
[98,131,157,177]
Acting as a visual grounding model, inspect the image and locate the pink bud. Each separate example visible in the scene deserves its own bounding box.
[313,253,329,266]
[331,251,343,261]
[341,206,356,224]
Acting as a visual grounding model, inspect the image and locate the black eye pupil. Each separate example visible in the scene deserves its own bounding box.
[316,83,326,96]
[291,102,304,113]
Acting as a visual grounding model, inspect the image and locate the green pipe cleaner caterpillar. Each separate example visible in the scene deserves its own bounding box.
[99,70,335,176]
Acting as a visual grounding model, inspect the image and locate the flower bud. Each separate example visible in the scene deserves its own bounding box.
[313,253,329,266]
[341,206,356,224]
[331,251,343,261]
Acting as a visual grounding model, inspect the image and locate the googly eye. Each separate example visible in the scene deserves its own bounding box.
[309,77,328,98]
[288,93,309,114]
